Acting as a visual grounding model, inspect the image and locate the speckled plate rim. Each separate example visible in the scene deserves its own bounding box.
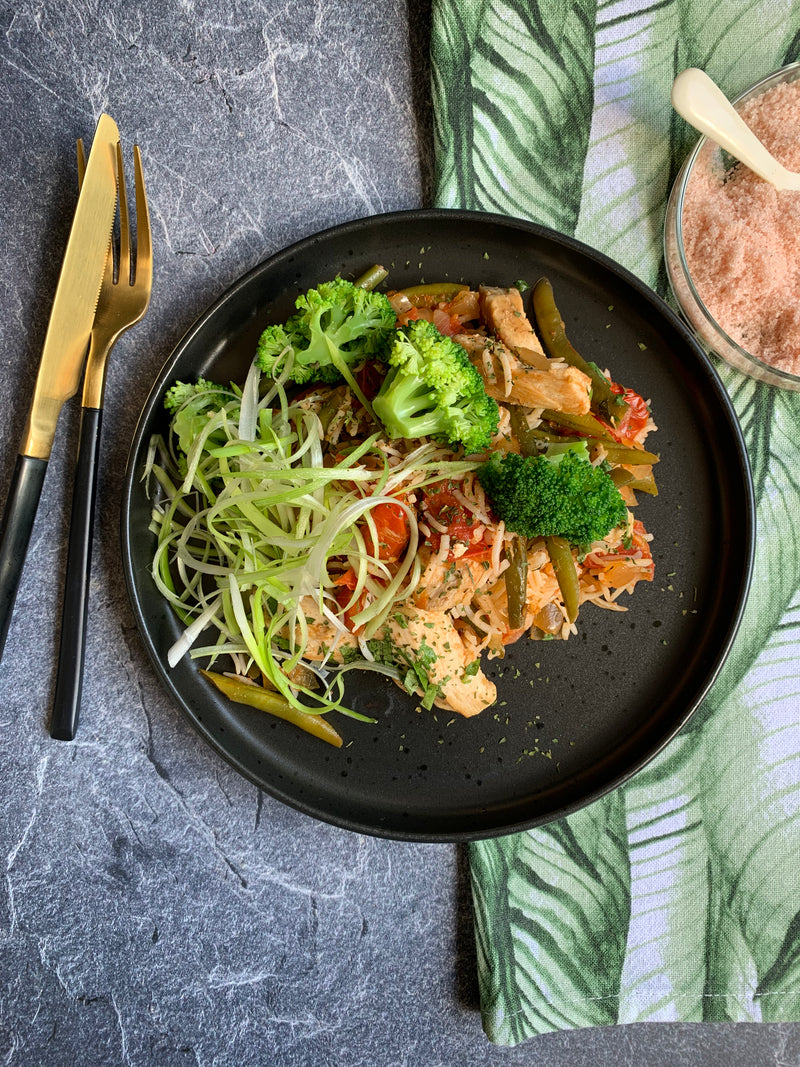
[121,208,755,841]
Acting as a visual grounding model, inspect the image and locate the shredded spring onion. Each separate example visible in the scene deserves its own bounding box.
[146,361,482,723]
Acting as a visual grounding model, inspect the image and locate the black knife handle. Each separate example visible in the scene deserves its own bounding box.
[0,453,48,663]
[50,406,102,741]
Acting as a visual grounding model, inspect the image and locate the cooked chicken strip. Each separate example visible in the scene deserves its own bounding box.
[386,606,496,718]
[297,595,359,662]
[413,549,494,613]
[479,286,550,368]
[455,332,591,415]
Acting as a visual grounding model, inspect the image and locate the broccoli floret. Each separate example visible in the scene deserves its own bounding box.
[477,440,628,545]
[254,277,395,385]
[372,319,499,453]
[163,378,239,456]
[163,377,219,414]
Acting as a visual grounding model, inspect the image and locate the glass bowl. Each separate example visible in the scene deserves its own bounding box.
[664,62,800,390]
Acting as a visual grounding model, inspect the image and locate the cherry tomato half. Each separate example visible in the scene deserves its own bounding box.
[420,481,491,560]
[609,383,651,446]
[363,500,410,562]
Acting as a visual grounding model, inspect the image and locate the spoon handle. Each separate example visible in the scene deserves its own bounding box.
[672,67,796,190]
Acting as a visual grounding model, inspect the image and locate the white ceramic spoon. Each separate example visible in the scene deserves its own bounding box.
[671,67,800,192]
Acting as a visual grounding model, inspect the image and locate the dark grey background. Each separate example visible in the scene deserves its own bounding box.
[1,1,798,1063]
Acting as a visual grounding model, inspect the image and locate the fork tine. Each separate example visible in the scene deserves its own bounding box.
[133,145,153,291]
[116,142,130,285]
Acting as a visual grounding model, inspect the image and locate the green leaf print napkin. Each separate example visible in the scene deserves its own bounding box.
[431,0,800,1046]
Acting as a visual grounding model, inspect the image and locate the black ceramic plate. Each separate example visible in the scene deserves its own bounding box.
[121,209,754,841]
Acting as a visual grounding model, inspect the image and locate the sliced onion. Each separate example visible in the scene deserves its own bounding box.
[388,291,413,314]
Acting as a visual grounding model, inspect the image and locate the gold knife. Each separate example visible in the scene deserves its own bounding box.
[0,113,119,662]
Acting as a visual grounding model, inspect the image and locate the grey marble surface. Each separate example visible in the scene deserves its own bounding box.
[1,2,800,1064]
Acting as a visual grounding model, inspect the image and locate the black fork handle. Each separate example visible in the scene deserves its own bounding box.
[50,406,102,740]
[0,453,48,663]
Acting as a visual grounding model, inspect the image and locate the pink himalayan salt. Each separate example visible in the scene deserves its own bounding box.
[682,77,800,376]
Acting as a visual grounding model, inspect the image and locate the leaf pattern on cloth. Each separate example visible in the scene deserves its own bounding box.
[615,735,709,1024]
[695,373,800,720]
[701,591,800,1021]
[575,0,682,285]
[434,0,597,228]
[430,0,800,1044]
[472,792,630,1044]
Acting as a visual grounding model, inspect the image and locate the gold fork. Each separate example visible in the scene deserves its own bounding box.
[50,140,153,741]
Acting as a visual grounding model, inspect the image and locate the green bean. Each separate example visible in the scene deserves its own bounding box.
[626,474,658,496]
[525,426,659,466]
[532,278,628,423]
[541,408,618,442]
[596,442,659,466]
[505,536,529,630]
[610,468,635,489]
[610,468,658,495]
[545,536,580,624]
[522,426,565,444]
[201,670,343,748]
[509,408,540,457]
[353,264,389,291]
[582,437,659,466]
[398,281,467,306]
[318,390,346,434]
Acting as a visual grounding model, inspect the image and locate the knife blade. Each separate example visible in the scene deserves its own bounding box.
[0,113,119,663]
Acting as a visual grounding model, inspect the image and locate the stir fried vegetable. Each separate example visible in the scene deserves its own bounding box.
[146,268,658,747]
[532,277,628,423]
[201,670,344,747]
[477,442,628,545]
